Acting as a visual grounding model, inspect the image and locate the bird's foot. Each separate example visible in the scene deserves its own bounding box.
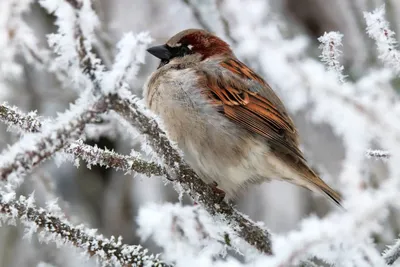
[209,181,226,202]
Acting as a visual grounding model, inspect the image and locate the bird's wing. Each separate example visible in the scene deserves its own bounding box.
[200,57,304,161]
[198,57,342,206]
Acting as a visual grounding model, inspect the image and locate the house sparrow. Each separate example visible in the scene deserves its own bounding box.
[144,29,342,206]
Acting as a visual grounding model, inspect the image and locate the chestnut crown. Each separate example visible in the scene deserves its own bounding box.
[147,29,232,66]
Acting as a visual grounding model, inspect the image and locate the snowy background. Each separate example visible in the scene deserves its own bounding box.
[1,0,400,266]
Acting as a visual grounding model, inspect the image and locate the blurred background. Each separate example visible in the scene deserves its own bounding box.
[1,0,399,266]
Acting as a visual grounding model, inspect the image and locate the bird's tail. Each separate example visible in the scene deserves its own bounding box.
[317,181,343,207]
[298,164,343,208]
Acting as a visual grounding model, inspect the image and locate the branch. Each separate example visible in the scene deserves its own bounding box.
[39,0,103,92]
[0,103,169,179]
[366,149,390,159]
[0,193,168,267]
[66,140,171,179]
[364,5,400,74]
[0,103,41,133]
[318,31,346,83]
[110,92,273,255]
[383,238,400,265]
[0,95,105,182]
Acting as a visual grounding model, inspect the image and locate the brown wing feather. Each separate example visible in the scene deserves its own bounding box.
[201,58,342,206]
[205,58,304,161]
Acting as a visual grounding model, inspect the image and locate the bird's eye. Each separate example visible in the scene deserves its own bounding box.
[181,45,191,56]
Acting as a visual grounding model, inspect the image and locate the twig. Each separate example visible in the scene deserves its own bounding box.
[0,96,105,182]
[0,104,41,132]
[0,194,168,267]
[366,149,390,159]
[0,103,170,179]
[364,5,400,74]
[383,238,400,265]
[318,31,347,83]
[66,140,171,179]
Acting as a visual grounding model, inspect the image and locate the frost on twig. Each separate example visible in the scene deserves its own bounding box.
[366,149,390,159]
[383,237,400,265]
[318,31,346,83]
[0,0,33,79]
[0,193,168,267]
[0,103,170,179]
[110,91,273,255]
[102,32,152,94]
[39,0,103,91]
[0,103,41,133]
[66,140,171,179]
[0,95,104,183]
[364,5,400,74]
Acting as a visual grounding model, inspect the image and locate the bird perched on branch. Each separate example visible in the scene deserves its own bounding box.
[144,29,342,206]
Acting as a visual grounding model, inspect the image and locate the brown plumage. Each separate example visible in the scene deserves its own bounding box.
[144,29,342,206]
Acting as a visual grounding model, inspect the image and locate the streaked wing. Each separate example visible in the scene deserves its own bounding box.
[202,57,304,161]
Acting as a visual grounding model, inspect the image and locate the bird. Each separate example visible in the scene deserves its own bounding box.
[144,29,342,206]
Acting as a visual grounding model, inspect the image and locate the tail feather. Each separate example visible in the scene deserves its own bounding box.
[319,183,343,208]
[302,167,343,208]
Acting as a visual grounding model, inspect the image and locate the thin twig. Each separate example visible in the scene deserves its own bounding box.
[0,103,170,179]
[0,194,169,267]
[0,96,105,181]
[66,140,171,179]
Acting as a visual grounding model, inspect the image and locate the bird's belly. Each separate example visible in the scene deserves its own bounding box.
[168,113,280,198]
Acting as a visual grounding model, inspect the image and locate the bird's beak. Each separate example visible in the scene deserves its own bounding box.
[147,45,172,60]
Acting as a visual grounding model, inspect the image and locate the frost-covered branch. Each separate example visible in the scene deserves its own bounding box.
[0,193,168,267]
[66,140,171,178]
[0,103,169,179]
[366,149,390,159]
[383,238,400,265]
[364,5,400,74]
[0,103,41,133]
[0,95,104,183]
[110,92,273,255]
[101,32,151,94]
[318,31,346,83]
[39,0,103,91]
